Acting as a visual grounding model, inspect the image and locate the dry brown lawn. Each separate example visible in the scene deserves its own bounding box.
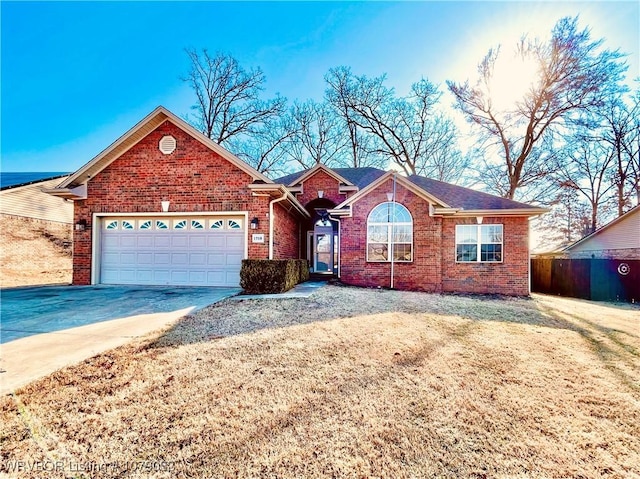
[2,285,639,478]
[0,215,72,288]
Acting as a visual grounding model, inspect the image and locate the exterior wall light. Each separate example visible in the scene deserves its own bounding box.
[75,219,87,231]
[250,217,259,229]
[161,200,170,212]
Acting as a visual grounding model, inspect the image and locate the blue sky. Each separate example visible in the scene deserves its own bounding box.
[2,1,638,172]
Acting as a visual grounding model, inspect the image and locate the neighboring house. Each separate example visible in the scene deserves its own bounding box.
[1,174,73,224]
[563,205,640,260]
[46,106,546,295]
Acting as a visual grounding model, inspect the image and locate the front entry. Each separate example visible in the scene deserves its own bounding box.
[312,226,334,273]
[305,201,339,276]
[308,225,338,274]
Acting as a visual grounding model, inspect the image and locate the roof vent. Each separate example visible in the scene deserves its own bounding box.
[159,135,176,155]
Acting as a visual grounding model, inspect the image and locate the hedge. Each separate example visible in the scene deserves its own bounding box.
[240,259,310,294]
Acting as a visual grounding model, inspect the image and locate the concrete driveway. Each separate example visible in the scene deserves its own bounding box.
[0,285,240,394]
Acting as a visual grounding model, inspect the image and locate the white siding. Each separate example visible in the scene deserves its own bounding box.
[0,177,73,224]
[570,208,640,253]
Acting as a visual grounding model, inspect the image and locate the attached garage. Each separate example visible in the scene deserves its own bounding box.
[98,215,246,287]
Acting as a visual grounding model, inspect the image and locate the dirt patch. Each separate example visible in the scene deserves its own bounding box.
[0,215,72,288]
[2,286,639,478]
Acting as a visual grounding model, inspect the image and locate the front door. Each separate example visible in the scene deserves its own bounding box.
[313,226,334,273]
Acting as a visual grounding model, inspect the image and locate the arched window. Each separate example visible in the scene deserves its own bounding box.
[367,202,413,262]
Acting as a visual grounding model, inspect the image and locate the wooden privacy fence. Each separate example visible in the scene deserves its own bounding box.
[531,258,640,303]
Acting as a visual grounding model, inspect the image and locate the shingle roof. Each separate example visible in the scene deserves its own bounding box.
[332,168,387,188]
[407,175,537,210]
[275,166,540,211]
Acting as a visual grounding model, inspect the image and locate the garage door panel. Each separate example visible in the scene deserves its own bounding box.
[103,252,120,264]
[171,235,188,247]
[101,269,120,283]
[136,270,153,282]
[170,271,189,283]
[154,236,171,247]
[171,253,188,265]
[137,253,153,264]
[120,236,137,248]
[137,236,154,247]
[208,236,227,248]
[208,253,225,266]
[189,271,206,283]
[189,235,207,248]
[154,253,171,264]
[101,216,245,287]
[226,253,243,265]
[103,236,120,248]
[226,271,240,284]
[119,269,137,282]
[226,235,244,248]
[190,253,206,265]
[153,270,170,282]
[206,270,226,284]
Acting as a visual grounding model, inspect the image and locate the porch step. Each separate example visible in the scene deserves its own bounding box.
[309,273,335,282]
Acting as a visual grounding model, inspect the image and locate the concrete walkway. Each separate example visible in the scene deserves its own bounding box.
[230,281,328,300]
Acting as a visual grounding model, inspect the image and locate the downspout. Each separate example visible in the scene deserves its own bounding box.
[335,217,341,278]
[269,190,288,260]
[390,173,397,289]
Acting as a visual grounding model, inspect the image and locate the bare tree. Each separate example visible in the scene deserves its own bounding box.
[535,188,592,248]
[597,89,640,214]
[415,114,472,184]
[554,137,616,233]
[325,67,388,169]
[326,67,463,178]
[183,49,286,145]
[447,16,626,200]
[287,100,347,169]
[229,116,299,177]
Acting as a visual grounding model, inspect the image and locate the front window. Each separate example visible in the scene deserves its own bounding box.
[367,202,413,262]
[456,224,503,262]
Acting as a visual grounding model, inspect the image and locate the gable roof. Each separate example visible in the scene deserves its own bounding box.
[49,106,272,196]
[276,164,355,187]
[564,204,640,252]
[278,166,546,216]
[333,171,452,211]
[276,167,386,189]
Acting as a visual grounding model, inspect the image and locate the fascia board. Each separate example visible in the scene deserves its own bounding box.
[290,164,355,187]
[334,172,450,210]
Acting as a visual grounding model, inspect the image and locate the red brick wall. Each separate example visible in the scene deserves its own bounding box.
[72,121,272,284]
[338,179,531,295]
[272,202,300,259]
[441,216,530,296]
[339,179,443,292]
[296,170,347,207]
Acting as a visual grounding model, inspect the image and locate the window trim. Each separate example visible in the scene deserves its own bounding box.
[366,202,413,263]
[455,224,503,263]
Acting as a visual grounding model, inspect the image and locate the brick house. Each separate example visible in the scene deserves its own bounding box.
[47,106,546,295]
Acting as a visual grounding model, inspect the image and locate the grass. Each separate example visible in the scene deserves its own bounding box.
[1,285,639,478]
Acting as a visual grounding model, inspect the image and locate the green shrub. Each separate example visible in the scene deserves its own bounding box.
[240,259,309,294]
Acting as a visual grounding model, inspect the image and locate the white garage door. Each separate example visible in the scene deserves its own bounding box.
[100,216,245,287]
